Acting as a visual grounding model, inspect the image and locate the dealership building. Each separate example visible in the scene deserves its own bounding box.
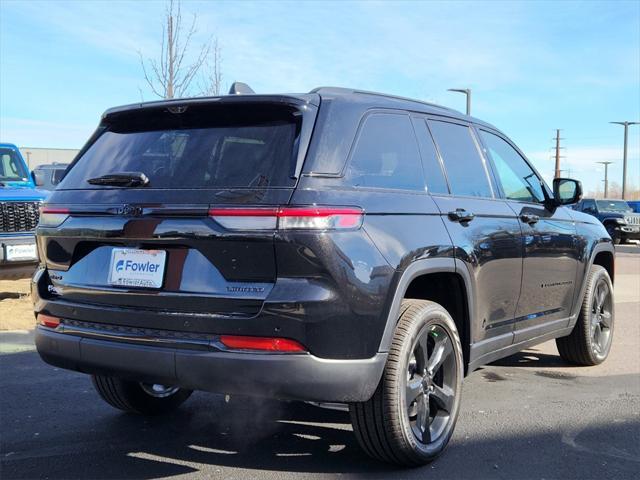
[18,147,80,170]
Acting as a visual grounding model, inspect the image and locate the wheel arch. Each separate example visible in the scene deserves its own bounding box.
[569,241,616,326]
[600,216,623,225]
[377,258,475,375]
[592,249,615,284]
[601,218,622,238]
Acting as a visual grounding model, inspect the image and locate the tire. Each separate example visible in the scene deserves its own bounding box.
[556,265,614,366]
[91,375,192,415]
[605,224,621,245]
[350,299,463,466]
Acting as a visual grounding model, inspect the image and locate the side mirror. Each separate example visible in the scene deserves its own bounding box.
[32,170,45,187]
[553,178,582,206]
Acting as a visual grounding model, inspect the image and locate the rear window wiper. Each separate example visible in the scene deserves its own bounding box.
[87,172,149,187]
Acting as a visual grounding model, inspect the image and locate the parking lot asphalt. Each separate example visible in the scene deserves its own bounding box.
[616,242,640,255]
[1,254,638,480]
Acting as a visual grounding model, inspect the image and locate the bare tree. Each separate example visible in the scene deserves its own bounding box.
[607,181,623,199]
[200,37,223,96]
[139,0,209,99]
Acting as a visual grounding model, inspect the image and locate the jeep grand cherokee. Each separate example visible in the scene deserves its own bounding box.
[34,86,615,465]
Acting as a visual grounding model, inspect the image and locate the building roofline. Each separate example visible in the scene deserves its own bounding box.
[19,146,80,151]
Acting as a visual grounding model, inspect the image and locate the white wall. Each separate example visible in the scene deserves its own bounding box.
[18,147,80,170]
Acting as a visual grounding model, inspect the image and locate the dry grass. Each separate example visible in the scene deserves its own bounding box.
[0,279,36,331]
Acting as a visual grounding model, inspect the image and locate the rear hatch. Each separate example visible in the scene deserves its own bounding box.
[37,95,318,317]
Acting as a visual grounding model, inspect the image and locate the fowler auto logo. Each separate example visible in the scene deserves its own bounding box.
[115,259,161,273]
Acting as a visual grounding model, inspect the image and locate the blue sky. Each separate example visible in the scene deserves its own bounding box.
[1,0,638,194]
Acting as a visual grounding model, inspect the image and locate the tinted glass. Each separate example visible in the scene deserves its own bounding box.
[428,121,492,197]
[60,105,300,189]
[347,114,424,190]
[51,168,67,185]
[582,199,596,212]
[413,119,449,194]
[479,130,544,203]
[0,148,29,181]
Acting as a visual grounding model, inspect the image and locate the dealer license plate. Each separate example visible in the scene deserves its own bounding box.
[108,248,166,289]
[5,243,37,261]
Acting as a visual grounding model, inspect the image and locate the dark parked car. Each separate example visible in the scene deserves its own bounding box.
[573,198,640,244]
[32,162,69,191]
[34,87,615,466]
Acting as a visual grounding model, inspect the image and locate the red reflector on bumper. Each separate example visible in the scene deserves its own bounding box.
[220,335,306,352]
[38,314,60,328]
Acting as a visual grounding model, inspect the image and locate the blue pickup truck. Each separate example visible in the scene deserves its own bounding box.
[0,143,47,279]
[627,200,640,214]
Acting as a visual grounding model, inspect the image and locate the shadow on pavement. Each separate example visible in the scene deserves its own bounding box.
[490,348,578,369]
[3,386,639,479]
[2,349,639,479]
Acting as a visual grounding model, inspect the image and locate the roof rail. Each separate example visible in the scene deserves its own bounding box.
[310,86,456,112]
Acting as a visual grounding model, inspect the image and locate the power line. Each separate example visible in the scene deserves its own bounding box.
[553,129,565,179]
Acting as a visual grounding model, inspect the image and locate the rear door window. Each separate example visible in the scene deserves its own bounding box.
[59,104,301,189]
[428,120,493,198]
[479,130,545,203]
[347,113,424,190]
[412,118,449,194]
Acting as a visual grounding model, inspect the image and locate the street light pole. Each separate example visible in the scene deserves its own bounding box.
[596,161,613,198]
[448,88,471,115]
[610,121,639,199]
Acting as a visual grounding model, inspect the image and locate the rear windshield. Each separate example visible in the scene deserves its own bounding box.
[60,104,301,189]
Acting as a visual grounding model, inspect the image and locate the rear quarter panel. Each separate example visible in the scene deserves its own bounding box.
[288,179,454,358]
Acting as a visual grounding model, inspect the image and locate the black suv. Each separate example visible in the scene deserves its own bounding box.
[573,198,640,244]
[34,87,615,466]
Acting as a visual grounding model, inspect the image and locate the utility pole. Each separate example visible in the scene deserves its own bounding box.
[596,161,613,198]
[610,121,639,199]
[447,88,471,115]
[553,129,564,179]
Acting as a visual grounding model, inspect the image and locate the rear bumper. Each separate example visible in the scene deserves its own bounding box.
[35,327,386,402]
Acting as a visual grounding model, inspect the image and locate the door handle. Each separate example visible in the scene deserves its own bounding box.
[448,209,475,223]
[520,214,540,225]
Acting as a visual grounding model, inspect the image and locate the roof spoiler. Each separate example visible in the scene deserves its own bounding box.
[228,82,255,95]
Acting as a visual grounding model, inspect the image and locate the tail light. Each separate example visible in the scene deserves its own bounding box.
[38,207,70,227]
[38,314,60,328]
[209,206,363,231]
[220,335,306,352]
